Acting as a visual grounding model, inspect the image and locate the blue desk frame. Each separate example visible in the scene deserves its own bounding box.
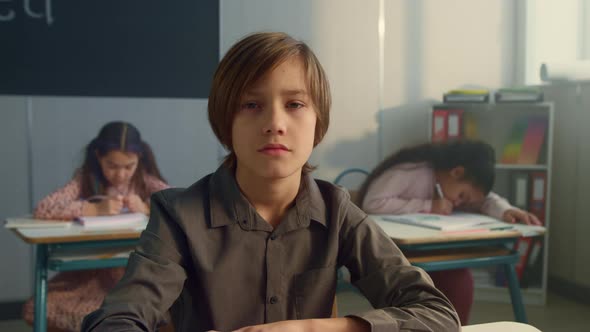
[398,237,526,323]
[33,239,139,332]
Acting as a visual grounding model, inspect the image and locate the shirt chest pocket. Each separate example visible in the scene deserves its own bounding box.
[292,266,337,319]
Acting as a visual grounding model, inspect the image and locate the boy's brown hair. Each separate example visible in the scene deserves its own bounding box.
[208,32,331,173]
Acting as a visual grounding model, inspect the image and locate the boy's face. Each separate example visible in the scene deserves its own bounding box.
[232,56,317,180]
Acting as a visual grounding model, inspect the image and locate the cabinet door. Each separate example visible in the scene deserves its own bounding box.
[575,85,590,287]
[544,84,581,281]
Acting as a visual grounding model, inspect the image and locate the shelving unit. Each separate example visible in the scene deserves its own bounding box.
[430,101,554,305]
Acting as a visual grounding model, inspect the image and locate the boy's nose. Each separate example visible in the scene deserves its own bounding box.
[262,107,286,135]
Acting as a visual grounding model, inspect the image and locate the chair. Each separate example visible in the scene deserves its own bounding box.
[333,168,369,205]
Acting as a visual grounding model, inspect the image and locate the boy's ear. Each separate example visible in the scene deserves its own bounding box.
[450,166,465,179]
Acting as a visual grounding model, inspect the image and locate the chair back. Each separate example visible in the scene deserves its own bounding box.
[333,168,369,206]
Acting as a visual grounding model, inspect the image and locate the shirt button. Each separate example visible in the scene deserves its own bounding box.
[269,296,278,304]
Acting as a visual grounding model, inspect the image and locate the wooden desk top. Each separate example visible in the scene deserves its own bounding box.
[371,215,544,245]
[11,222,144,244]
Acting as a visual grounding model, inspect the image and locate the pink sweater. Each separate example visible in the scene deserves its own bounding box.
[361,162,513,220]
[34,172,169,220]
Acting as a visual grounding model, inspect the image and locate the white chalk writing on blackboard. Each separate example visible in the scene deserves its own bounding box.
[0,0,54,25]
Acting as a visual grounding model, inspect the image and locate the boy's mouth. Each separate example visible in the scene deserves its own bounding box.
[258,143,290,155]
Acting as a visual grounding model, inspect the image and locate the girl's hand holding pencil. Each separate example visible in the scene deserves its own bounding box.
[431,183,453,215]
[124,194,149,215]
[83,195,124,216]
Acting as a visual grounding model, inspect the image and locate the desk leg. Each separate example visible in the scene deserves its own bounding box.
[34,244,48,332]
[503,264,527,323]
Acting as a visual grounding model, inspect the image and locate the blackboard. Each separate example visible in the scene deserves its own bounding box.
[0,0,219,98]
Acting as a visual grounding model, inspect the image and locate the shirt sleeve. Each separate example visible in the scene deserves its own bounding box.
[81,191,189,332]
[339,202,460,332]
[33,175,85,220]
[362,168,432,214]
[479,191,514,220]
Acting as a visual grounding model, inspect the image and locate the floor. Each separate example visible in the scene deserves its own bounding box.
[1,290,588,331]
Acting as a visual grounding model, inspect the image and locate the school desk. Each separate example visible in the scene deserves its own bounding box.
[10,224,144,332]
[462,321,542,332]
[371,215,546,324]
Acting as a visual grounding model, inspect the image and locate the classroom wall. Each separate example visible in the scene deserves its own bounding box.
[0,0,518,303]
[0,98,33,301]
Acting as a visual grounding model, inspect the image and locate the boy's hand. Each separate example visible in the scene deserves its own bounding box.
[124,194,149,214]
[502,208,542,225]
[95,195,123,215]
[431,198,453,215]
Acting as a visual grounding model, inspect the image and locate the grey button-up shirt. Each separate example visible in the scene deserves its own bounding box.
[82,166,460,332]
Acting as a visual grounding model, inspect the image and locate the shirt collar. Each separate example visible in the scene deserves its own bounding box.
[296,172,327,228]
[208,165,327,229]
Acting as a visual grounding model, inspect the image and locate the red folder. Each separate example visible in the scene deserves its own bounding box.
[432,109,449,142]
[529,172,547,225]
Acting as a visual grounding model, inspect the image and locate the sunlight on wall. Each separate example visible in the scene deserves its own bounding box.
[524,0,582,84]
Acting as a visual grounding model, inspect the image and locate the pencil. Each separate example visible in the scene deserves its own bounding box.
[435,183,445,199]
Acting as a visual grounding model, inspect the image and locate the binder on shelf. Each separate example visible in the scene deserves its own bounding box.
[529,172,547,225]
[497,237,533,285]
[464,113,478,139]
[447,109,464,140]
[501,119,528,163]
[510,172,529,211]
[517,117,548,164]
[443,89,490,103]
[432,109,463,142]
[514,237,534,280]
[432,109,449,142]
[521,239,544,288]
[495,87,544,103]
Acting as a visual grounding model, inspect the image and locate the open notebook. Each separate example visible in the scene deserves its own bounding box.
[4,217,73,229]
[381,212,512,231]
[77,213,147,229]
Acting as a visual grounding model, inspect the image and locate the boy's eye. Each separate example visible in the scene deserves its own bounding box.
[287,101,304,109]
[241,102,260,110]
